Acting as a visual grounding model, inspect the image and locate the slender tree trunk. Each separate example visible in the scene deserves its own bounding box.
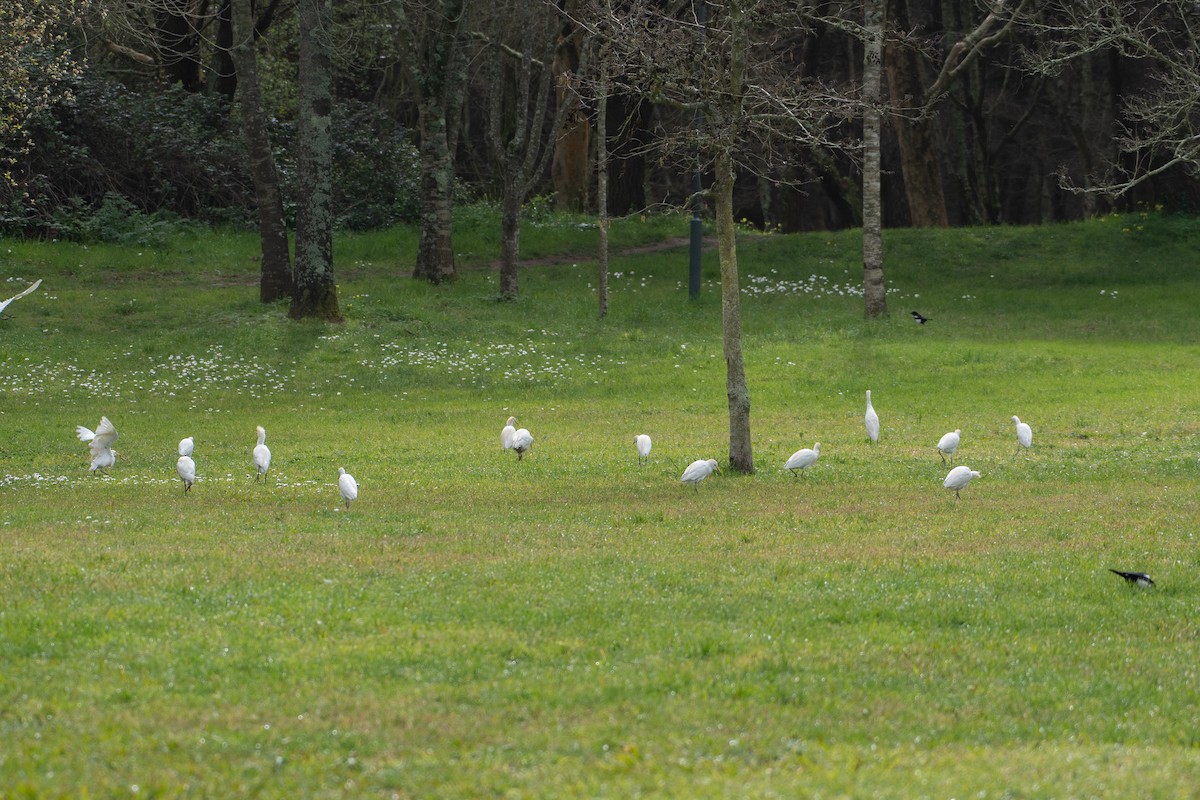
[156,3,203,91]
[552,0,590,212]
[499,189,521,300]
[597,55,609,319]
[862,0,888,317]
[208,0,238,100]
[714,150,752,473]
[414,99,457,283]
[230,0,293,303]
[290,0,341,321]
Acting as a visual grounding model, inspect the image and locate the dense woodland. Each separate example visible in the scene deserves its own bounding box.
[0,0,1195,241]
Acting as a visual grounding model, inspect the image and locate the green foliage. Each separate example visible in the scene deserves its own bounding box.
[1,212,1200,796]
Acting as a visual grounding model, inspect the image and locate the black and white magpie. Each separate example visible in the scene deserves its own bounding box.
[1109,569,1155,588]
[911,311,929,324]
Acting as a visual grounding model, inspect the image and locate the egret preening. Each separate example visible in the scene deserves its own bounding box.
[1013,416,1032,454]
[253,425,271,480]
[512,428,533,460]
[338,467,358,509]
[0,278,42,318]
[911,311,929,325]
[680,458,719,492]
[501,417,517,451]
[943,465,980,499]
[635,434,652,466]
[937,429,961,463]
[176,437,195,493]
[76,416,118,472]
[1109,569,1154,588]
[785,442,820,477]
[864,390,880,444]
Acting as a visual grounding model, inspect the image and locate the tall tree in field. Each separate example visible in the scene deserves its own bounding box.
[290,0,341,321]
[861,0,887,318]
[593,0,853,473]
[394,0,472,285]
[229,0,294,303]
[472,0,583,300]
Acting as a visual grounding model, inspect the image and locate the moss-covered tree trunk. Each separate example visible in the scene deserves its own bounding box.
[290,0,341,321]
[714,150,752,474]
[229,0,293,303]
[498,189,521,300]
[409,0,468,285]
[862,0,888,318]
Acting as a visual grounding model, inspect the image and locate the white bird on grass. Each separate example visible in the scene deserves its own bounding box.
[501,416,517,451]
[253,425,271,480]
[338,467,358,509]
[937,429,961,463]
[1012,416,1032,454]
[635,434,652,466]
[512,427,533,460]
[177,436,195,493]
[865,390,880,444]
[943,465,980,499]
[680,458,719,492]
[785,442,820,477]
[0,278,42,318]
[76,416,118,473]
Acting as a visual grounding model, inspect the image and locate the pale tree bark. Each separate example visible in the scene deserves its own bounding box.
[396,0,470,285]
[596,51,610,320]
[229,0,293,303]
[862,0,887,318]
[290,0,341,321]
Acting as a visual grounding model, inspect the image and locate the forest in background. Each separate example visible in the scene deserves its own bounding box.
[3,0,1198,245]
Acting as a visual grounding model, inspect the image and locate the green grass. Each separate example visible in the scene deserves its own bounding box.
[2,207,1200,797]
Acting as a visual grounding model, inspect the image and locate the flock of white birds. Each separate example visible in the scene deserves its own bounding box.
[498,391,1031,500]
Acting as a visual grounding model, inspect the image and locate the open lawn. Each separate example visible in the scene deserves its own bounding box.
[2,208,1200,797]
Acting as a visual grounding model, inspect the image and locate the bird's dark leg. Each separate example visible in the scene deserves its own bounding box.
[940,452,946,464]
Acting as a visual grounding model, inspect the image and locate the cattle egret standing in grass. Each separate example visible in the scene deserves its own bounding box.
[680,458,719,492]
[76,416,118,473]
[501,416,517,451]
[0,278,42,318]
[177,437,196,493]
[253,425,271,480]
[943,465,980,499]
[635,434,652,466]
[338,467,358,509]
[1013,416,1032,454]
[785,442,820,477]
[512,427,533,460]
[865,390,880,443]
[937,429,961,463]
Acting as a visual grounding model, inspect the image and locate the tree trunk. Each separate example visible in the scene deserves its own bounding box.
[498,189,521,300]
[552,1,590,213]
[230,0,293,303]
[596,55,609,319]
[156,2,203,91]
[862,0,888,318]
[208,0,238,100]
[290,0,341,321]
[714,150,752,474]
[413,99,457,283]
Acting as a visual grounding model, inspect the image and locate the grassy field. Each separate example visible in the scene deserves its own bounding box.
[2,207,1200,798]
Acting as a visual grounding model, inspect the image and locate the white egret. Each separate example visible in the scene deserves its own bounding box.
[76,416,118,472]
[1012,416,1032,454]
[0,278,42,318]
[937,429,961,463]
[338,467,358,509]
[1109,569,1154,588]
[176,437,196,493]
[680,458,719,492]
[501,416,517,451]
[864,390,880,443]
[512,427,533,460]
[253,425,271,480]
[943,465,980,499]
[635,434,652,466]
[785,442,820,477]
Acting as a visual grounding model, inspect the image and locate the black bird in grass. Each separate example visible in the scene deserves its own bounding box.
[1109,569,1155,588]
[911,311,929,325]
